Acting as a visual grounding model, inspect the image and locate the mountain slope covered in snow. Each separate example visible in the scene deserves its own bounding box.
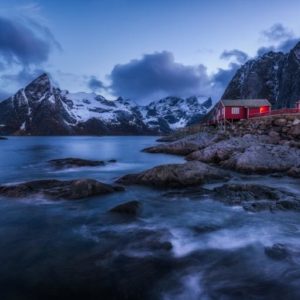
[0,74,212,135]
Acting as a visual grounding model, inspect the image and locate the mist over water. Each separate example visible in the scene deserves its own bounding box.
[1,137,300,299]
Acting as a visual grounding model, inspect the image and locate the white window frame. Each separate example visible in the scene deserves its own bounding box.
[231,107,240,114]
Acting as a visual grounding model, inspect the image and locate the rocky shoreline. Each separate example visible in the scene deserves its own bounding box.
[118,114,300,212]
[144,115,300,176]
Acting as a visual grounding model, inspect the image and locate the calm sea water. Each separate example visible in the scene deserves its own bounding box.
[0,136,300,300]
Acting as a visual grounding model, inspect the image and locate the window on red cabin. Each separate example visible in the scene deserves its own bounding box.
[259,106,269,113]
[231,107,240,114]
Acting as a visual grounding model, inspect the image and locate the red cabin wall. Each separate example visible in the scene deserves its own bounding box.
[248,106,271,117]
[225,106,247,120]
[248,107,260,116]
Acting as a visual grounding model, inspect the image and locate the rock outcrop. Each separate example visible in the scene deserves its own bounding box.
[116,162,229,188]
[143,132,225,156]
[187,133,300,174]
[212,184,300,212]
[150,114,300,177]
[0,179,124,200]
[48,158,105,169]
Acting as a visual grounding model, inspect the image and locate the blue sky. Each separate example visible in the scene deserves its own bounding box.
[0,0,300,102]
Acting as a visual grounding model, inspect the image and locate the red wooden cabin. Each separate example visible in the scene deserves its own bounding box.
[212,99,271,123]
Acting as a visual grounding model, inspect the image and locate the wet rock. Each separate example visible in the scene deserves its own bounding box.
[213,184,300,212]
[243,200,276,212]
[116,161,230,188]
[265,243,289,260]
[287,167,300,178]
[0,179,124,200]
[48,157,105,169]
[143,132,225,156]
[109,200,141,216]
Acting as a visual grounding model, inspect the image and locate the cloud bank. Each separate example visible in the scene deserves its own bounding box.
[109,51,218,103]
[0,15,61,99]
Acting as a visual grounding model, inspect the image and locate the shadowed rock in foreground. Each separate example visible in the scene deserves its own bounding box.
[212,184,300,212]
[48,157,105,169]
[109,200,141,216]
[0,179,124,200]
[0,137,7,140]
[116,162,230,188]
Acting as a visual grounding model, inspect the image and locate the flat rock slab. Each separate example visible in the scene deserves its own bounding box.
[116,161,230,188]
[0,179,124,200]
[187,135,300,175]
[212,184,300,212]
[48,157,105,169]
[143,132,225,156]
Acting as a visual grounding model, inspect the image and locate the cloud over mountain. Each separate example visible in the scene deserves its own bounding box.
[0,16,60,67]
[109,51,213,103]
[88,76,105,92]
[0,15,61,99]
[257,23,299,55]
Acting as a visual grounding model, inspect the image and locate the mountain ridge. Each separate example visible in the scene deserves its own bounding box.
[222,41,300,108]
[0,73,212,135]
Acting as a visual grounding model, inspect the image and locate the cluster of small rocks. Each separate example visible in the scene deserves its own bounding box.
[227,115,300,144]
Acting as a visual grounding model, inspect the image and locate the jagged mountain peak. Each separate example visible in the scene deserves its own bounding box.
[291,41,300,60]
[26,73,54,90]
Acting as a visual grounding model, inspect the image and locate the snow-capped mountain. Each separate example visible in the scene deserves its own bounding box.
[222,41,300,108]
[0,73,212,135]
[141,96,212,132]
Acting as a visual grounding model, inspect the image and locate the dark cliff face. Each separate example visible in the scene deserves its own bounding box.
[222,41,300,108]
[0,74,212,136]
[0,73,75,135]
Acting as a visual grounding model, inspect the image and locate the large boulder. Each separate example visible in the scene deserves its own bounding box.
[0,179,124,200]
[222,144,300,173]
[116,161,229,188]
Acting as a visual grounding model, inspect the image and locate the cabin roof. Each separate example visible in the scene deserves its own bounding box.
[221,99,271,107]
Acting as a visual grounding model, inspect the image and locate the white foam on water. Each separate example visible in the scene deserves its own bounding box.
[163,273,208,300]
[48,162,143,174]
[169,224,281,257]
[74,225,100,242]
